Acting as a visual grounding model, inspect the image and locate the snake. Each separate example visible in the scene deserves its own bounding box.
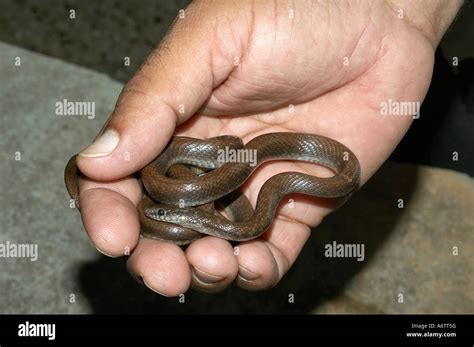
[64,132,360,244]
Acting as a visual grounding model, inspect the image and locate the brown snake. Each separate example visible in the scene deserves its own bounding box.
[65,132,360,244]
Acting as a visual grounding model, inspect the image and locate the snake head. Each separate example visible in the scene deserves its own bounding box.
[144,206,168,221]
[144,204,203,229]
[145,204,186,225]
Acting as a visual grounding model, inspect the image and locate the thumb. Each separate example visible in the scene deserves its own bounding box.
[76,2,237,181]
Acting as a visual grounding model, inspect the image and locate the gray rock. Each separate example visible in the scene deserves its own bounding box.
[1,42,472,313]
[0,42,122,313]
[312,164,474,314]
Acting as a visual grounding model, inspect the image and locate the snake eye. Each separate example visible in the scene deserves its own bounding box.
[157,209,165,216]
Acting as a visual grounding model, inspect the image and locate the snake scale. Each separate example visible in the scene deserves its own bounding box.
[65,132,360,245]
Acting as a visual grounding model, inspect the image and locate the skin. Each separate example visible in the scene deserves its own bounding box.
[75,0,462,296]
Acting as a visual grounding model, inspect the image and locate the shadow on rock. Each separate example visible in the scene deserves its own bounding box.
[78,162,419,313]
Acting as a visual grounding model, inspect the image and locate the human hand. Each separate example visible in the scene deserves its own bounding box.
[74,0,462,295]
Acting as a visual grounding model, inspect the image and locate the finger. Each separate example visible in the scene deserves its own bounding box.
[235,216,310,290]
[127,237,191,297]
[79,175,142,257]
[185,236,238,293]
[75,1,239,182]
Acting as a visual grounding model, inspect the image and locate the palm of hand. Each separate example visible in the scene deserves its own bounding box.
[176,0,433,218]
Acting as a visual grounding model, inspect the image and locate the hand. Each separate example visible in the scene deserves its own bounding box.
[75,0,462,295]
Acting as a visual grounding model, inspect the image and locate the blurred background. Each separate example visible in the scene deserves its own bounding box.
[0,0,472,314]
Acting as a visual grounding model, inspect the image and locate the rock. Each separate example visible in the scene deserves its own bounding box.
[0,42,122,313]
[311,163,474,314]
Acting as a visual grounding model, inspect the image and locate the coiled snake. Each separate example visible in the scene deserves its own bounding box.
[65,132,360,245]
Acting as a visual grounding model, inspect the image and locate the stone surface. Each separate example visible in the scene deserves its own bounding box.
[1,42,473,313]
[312,164,474,314]
[0,42,122,314]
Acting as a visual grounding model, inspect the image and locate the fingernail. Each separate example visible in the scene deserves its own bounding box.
[139,275,171,297]
[92,241,119,258]
[238,265,260,281]
[192,266,225,285]
[79,129,119,158]
[95,248,119,258]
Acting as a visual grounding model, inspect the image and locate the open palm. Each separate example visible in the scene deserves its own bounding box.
[76,0,436,295]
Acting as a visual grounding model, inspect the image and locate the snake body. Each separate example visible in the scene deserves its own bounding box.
[65,132,360,244]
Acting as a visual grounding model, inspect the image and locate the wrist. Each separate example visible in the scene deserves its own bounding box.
[386,0,464,47]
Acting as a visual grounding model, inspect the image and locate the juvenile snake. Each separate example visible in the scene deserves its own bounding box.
[65,132,360,244]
